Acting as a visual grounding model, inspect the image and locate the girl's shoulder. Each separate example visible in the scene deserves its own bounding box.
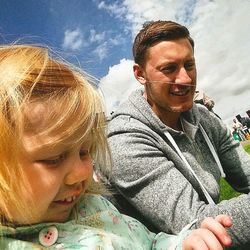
[77,194,118,214]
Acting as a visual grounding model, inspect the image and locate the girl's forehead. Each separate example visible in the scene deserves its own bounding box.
[23,100,74,133]
[22,130,92,159]
[23,102,50,132]
[22,101,91,152]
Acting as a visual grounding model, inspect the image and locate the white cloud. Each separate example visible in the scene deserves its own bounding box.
[89,29,106,43]
[93,42,108,61]
[122,0,179,37]
[190,0,250,122]
[97,1,127,18]
[100,0,250,123]
[62,28,84,50]
[91,34,124,61]
[109,34,125,46]
[99,59,136,114]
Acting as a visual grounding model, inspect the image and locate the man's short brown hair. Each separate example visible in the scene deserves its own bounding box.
[132,20,194,66]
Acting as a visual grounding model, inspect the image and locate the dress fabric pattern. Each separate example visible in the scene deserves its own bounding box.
[0,194,189,249]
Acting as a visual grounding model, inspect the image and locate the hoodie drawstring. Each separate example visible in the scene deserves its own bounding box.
[164,126,224,205]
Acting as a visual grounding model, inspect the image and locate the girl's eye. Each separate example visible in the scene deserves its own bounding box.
[79,149,89,158]
[37,154,66,166]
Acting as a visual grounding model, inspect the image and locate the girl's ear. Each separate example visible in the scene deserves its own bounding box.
[133,64,146,85]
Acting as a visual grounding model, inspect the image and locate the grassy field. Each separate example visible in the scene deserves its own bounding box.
[244,144,250,154]
[219,143,250,201]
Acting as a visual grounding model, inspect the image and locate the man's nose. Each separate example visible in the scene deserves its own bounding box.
[64,157,92,186]
[175,67,192,84]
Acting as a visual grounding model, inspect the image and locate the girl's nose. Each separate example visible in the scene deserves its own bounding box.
[64,157,93,186]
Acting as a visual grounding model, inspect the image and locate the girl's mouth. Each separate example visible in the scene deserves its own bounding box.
[53,195,77,205]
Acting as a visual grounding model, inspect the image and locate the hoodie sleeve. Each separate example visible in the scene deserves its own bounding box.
[205,111,250,193]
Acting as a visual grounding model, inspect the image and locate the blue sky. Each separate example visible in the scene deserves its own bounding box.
[1,0,250,124]
[0,0,132,77]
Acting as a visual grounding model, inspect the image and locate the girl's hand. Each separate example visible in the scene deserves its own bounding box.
[182,215,232,250]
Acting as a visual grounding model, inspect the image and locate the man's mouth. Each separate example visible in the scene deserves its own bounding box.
[170,86,191,96]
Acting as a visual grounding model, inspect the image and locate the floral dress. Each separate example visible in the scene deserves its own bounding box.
[0,194,191,249]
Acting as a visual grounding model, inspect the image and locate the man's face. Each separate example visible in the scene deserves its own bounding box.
[140,38,197,115]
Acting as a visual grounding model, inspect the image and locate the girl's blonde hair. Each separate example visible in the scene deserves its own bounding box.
[0,44,110,224]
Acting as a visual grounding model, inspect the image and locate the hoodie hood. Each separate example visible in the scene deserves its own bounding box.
[109,88,202,140]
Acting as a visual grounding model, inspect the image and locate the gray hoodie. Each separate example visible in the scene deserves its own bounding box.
[107,88,250,248]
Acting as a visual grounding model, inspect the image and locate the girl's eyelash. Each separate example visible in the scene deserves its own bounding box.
[36,148,90,166]
[80,149,89,157]
[37,154,66,166]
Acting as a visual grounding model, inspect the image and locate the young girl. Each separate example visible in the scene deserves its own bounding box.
[0,44,232,249]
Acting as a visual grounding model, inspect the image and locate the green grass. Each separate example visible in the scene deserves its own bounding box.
[219,178,241,201]
[219,144,250,201]
[244,144,250,154]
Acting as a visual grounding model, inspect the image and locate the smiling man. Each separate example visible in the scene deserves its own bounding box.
[106,20,250,249]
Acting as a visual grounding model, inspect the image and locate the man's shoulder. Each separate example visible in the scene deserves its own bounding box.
[108,111,151,137]
[108,90,153,132]
[195,104,220,122]
[189,104,225,136]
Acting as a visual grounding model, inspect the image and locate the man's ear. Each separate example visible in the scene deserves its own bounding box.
[133,64,146,85]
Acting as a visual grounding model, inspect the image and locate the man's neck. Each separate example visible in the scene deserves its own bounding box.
[143,91,182,131]
[152,105,182,131]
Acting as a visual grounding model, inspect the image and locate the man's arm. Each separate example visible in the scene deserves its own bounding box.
[108,118,250,248]
[201,109,250,194]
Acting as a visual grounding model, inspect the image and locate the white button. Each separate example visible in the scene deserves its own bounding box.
[39,226,58,247]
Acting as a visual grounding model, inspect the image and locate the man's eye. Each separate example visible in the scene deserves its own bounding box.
[161,65,176,73]
[185,62,195,70]
[37,154,66,166]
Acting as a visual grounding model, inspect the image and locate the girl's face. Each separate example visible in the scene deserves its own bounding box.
[19,102,93,224]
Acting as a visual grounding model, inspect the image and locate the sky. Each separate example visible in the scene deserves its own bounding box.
[1,0,250,126]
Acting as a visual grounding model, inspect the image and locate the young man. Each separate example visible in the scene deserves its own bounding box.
[107,20,250,249]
